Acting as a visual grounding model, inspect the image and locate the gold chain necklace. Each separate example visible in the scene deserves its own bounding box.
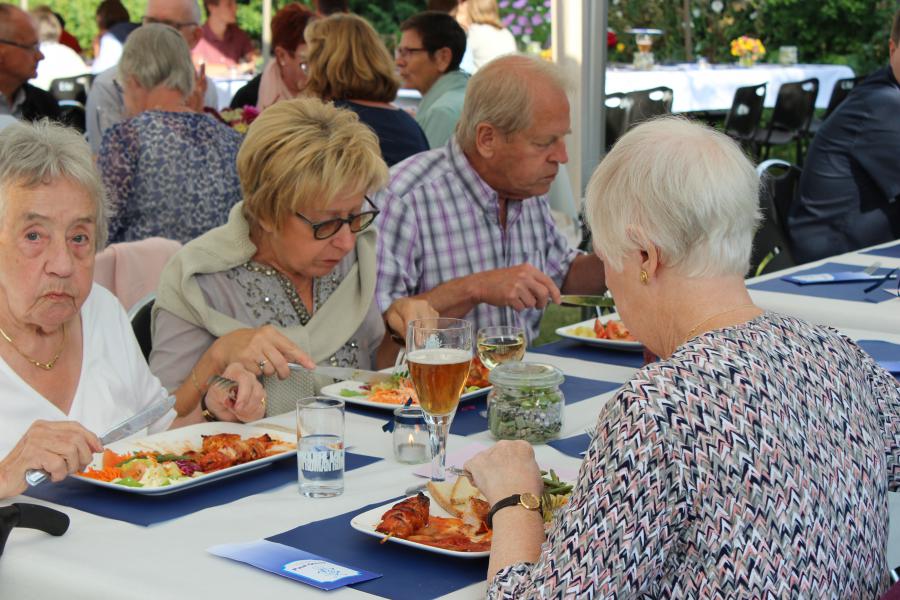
[0,322,67,370]
[682,303,758,346]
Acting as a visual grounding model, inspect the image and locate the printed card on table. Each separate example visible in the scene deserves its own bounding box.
[209,540,381,590]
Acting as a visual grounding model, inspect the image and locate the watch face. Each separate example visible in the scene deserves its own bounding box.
[519,492,541,510]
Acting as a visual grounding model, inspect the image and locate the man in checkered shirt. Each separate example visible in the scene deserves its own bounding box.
[375,54,606,342]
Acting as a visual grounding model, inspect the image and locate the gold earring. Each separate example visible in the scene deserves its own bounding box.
[640,270,649,284]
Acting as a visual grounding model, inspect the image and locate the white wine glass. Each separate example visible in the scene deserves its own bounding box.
[476,325,526,370]
[406,317,473,482]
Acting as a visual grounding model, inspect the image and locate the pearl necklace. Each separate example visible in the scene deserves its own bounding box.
[0,323,67,370]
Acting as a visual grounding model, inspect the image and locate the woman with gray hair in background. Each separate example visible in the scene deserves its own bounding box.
[464,117,900,597]
[0,120,264,500]
[97,23,242,245]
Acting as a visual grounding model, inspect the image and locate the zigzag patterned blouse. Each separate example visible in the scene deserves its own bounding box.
[489,313,900,598]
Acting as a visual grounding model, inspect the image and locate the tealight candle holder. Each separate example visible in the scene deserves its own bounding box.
[392,406,430,464]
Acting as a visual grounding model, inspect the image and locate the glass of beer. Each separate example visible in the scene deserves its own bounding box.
[406,317,473,481]
[476,325,526,370]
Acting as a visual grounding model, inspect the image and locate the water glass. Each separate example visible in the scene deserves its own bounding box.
[296,396,345,498]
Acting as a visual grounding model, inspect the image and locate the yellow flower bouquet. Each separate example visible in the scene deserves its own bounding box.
[730,35,766,67]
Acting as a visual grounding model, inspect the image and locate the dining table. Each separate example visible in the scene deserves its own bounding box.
[4,249,900,597]
[605,62,856,113]
[747,239,900,335]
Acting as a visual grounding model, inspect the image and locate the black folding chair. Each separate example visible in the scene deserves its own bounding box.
[49,74,93,105]
[0,504,69,557]
[625,86,674,128]
[723,82,767,148]
[749,159,801,277]
[58,103,86,133]
[807,75,865,137]
[604,92,628,152]
[128,294,155,362]
[752,78,819,165]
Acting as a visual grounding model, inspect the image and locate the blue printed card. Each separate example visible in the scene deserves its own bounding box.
[782,271,896,285]
[208,540,381,590]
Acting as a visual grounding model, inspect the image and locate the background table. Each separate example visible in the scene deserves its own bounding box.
[3,305,899,598]
[211,74,253,110]
[747,239,900,335]
[606,63,856,113]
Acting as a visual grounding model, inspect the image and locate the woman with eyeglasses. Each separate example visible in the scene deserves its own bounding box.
[303,13,429,166]
[150,97,436,417]
[230,3,314,111]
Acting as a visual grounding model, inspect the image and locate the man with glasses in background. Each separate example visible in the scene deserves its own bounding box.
[0,5,59,123]
[396,11,468,148]
[85,0,219,154]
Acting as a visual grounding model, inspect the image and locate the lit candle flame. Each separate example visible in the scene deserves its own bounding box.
[407,433,415,444]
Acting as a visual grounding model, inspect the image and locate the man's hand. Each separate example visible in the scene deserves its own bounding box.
[0,421,102,498]
[474,265,561,311]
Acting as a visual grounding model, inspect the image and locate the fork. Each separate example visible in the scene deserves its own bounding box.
[207,374,238,396]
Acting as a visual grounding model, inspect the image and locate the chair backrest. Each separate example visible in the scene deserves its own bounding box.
[128,294,155,362]
[724,82,767,141]
[823,75,864,119]
[49,74,92,105]
[749,159,801,276]
[604,92,628,151]
[57,103,86,134]
[624,86,673,129]
[768,78,819,135]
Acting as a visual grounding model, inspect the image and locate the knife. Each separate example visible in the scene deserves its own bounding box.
[559,294,616,309]
[288,363,393,385]
[24,394,177,487]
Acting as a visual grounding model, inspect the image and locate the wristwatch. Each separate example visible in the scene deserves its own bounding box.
[486,492,542,528]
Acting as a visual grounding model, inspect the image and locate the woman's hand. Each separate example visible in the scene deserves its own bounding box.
[464,440,544,505]
[211,325,315,380]
[384,297,438,341]
[0,421,102,499]
[204,362,267,423]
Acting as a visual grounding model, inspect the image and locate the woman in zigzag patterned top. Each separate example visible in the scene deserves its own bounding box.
[464,117,900,598]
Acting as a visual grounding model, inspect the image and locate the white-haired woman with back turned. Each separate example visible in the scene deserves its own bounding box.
[97,24,242,245]
[0,121,264,500]
[464,117,900,598]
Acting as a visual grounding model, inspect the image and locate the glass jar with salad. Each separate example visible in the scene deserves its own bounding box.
[487,362,565,443]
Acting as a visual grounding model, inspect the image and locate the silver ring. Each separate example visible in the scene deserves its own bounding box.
[258,359,267,370]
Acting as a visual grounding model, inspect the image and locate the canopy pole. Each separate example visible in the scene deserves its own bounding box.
[261,0,273,68]
[552,0,608,197]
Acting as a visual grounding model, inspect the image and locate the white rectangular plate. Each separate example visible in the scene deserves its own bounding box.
[350,495,489,558]
[73,422,295,496]
[555,314,643,351]
[320,378,490,411]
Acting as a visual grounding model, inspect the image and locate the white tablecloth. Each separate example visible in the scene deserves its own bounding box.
[4,305,899,597]
[211,74,253,110]
[606,63,856,113]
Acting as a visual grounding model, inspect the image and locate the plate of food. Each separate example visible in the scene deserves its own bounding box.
[351,471,572,558]
[320,358,492,411]
[75,422,296,495]
[555,314,642,351]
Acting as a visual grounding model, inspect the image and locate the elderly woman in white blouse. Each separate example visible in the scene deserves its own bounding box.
[0,121,264,499]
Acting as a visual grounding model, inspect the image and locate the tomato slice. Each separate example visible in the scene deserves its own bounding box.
[593,318,607,339]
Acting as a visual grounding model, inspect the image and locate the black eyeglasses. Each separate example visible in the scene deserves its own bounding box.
[295,197,380,240]
[0,39,40,53]
[395,46,428,59]
[142,16,198,30]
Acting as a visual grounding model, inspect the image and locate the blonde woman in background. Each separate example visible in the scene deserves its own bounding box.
[304,13,428,165]
[456,0,517,73]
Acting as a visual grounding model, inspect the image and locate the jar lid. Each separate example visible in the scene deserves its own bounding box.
[488,361,564,388]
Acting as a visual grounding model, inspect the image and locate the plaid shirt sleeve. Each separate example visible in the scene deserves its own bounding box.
[375,188,422,313]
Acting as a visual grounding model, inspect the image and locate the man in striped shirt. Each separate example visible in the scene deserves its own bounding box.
[375,54,605,341]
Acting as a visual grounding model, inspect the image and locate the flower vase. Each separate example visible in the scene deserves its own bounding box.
[738,55,756,68]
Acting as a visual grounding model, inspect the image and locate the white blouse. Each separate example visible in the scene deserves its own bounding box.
[0,284,175,459]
